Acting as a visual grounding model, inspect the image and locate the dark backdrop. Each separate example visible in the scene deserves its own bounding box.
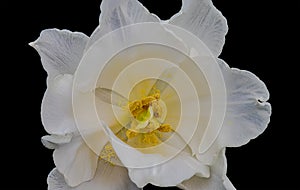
[4,0,296,189]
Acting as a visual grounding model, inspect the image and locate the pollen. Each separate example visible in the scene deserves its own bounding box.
[128,92,160,119]
[117,90,174,148]
[128,100,143,117]
[99,143,117,165]
[142,131,161,145]
[126,129,138,139]
[158,124,173,132]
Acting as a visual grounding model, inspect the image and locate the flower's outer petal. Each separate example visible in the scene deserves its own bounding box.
[30,29,88,78]
[41,134,72,149]
[85,0,159,50]
[48,162,140,190]
[197,59,271,165]
[48,168,71,190]
[42,74,77,135]
[128,151,210,188]
[218,59,271,147]
[169,0,228,56]
[53,136,98,187]
[178,149,235,190]
[223,177,236,190]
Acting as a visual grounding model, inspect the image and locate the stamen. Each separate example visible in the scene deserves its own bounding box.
[128,92,160,119]
[116,90,174,148]
[142,131,161,145]
[99,143,117,165]
[126,129,138,139]
[158,124,173,132]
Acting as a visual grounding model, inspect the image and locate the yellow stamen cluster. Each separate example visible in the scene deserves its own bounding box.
[99,143,117,165]
[126,129,138,139]
[117,91,174,148]
[128,92,160,118]
[157,124,173,132]
[142,131,161,145]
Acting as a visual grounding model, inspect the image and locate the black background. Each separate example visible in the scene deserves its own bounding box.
[3,0,297,189]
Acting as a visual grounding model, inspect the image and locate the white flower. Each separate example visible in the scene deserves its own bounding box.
[30,0,271,189]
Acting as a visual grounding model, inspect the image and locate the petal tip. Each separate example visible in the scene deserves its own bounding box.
[28,41,35,47]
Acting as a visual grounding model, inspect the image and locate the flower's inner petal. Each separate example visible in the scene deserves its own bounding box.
[95,88,129,107]
[74,23,225,162]
[101,120,190,168]
[163,24,227,154]
[111,58,199,148]
[95,43,211,155]
[96,84,177,149]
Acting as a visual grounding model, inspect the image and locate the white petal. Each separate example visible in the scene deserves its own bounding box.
[101,120,189,169]
[80,160,140,190]
[178,175,226,190]
[196,137,221,165]
[169,0,228,56]
[53,136,98,187]
[48,162,140,190]
[197,60,271,165]
[42,74,77,135]
[85,0,159,50]
[41,134,72,149]
[128,151,210,188]
[48,168,71,190]
[179,149,235,190]
[218,59,271,147]
[30,29,88,78]
[223,177,236,190]
[101,120,209,187]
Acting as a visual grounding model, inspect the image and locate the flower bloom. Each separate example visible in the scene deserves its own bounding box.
[30,0,271,189]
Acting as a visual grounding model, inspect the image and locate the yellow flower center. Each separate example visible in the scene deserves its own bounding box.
[117,90,173,148]
[128,92,160,120]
